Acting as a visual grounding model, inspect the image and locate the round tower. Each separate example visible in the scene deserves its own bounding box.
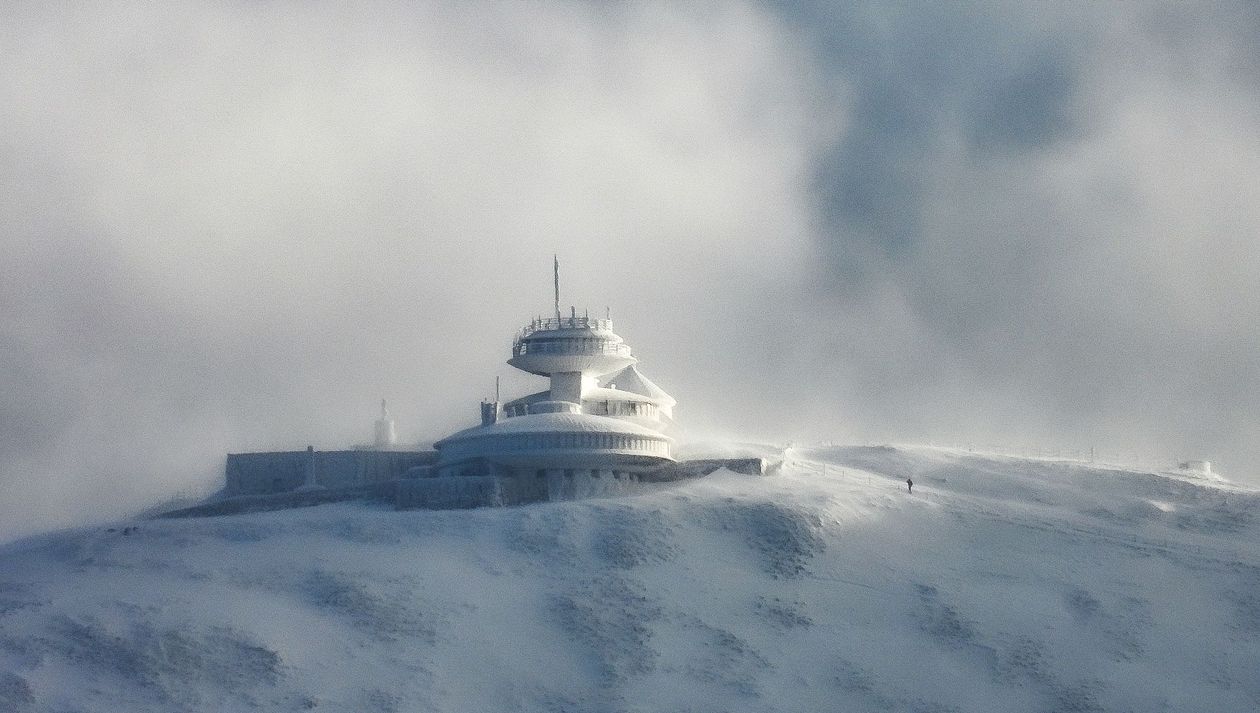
[508,312,637,403]
[432,257,676,483]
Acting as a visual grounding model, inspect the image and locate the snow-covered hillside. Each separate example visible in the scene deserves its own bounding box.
[2,446,1258,712]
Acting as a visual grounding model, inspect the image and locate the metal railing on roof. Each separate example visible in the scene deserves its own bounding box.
[518,316,613,338]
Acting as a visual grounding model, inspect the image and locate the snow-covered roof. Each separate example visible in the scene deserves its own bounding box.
[438,412,669,445]
[598,365,676,407]
[504,385,664,409]
[582,386,658,403]
[503,389,550,408]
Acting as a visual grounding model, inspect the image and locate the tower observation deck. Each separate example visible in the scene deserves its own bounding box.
[432,259,676,481]
[509,315,636,377]
[210,258,771,513]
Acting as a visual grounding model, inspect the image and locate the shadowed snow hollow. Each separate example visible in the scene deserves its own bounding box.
[1,446,1258,712]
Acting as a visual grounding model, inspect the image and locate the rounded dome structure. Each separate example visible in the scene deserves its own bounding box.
[434,260,677,483]
[434,412,673,474]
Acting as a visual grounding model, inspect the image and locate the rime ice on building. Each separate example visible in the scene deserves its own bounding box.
[201,259,763,514]
[432,259,675,481]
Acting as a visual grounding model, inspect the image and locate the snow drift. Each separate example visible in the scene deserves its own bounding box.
[1,445,1258,712]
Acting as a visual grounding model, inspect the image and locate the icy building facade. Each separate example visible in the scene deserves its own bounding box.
[202,260,769,515]
[432,264,676,483]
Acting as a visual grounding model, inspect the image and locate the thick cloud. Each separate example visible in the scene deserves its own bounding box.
[2,2,1257,541]
[783,1,1260,466]
[0,2,829,540]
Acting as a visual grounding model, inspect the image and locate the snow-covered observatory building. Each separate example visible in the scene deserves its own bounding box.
[432,266,676,483]
[195,260,761,516]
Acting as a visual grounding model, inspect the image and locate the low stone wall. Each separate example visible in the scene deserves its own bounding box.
[536,469,646,501]
[391,458,772,510]
[160,456,778,518]
[395,476,511,509]
[394,470,651,509]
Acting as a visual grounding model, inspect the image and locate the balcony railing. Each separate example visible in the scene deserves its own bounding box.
[518,316,613,339]
[512,337,632,358]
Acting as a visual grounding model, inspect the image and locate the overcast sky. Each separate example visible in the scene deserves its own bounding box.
[3,2,1258,541]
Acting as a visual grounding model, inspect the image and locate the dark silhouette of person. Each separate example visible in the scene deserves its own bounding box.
[906,478,913,493]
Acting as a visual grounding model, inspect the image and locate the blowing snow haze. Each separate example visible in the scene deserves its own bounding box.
[2,2,1259,541]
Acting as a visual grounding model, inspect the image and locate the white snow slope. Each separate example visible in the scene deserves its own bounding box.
[2,445,1258,713]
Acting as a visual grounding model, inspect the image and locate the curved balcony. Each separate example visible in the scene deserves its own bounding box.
[511,337,632,359]
[509,335,636,376]
[437,430,672,465]
[509,315,636,376]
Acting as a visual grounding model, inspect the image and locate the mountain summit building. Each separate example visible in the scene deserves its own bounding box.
[206,258,758,514]
[434,315,676,480]
[432,257,676,486]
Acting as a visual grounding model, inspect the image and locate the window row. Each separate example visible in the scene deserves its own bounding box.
[514,338,629,356]
[503,401,659,419]
[443,432,669,459]
[587,400,658,418]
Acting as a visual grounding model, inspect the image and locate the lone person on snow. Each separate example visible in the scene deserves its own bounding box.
[906,478,913,493]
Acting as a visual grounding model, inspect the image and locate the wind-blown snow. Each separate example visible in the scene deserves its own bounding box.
[2,446,1258,712]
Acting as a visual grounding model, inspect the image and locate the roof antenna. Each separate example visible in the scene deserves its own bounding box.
[553,254,561,321]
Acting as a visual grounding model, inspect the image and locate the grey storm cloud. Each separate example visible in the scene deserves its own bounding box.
[2,1,1258,542]
[761,2,1260,464]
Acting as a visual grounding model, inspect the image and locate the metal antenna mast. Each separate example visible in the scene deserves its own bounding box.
[553,254,561,321]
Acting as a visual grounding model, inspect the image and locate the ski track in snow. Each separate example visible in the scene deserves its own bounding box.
[1,445,1258,712]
